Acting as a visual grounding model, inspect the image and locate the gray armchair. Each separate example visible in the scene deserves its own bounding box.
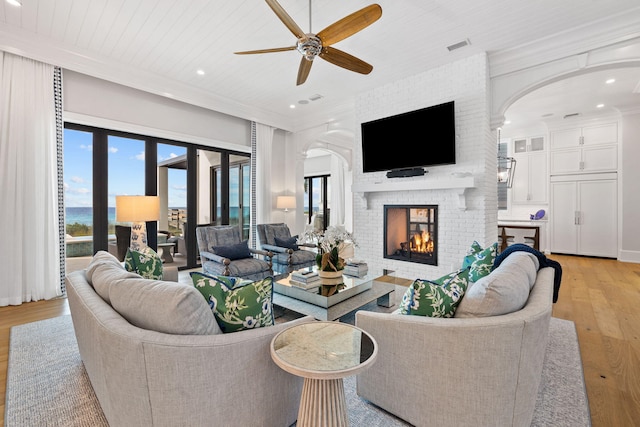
[196,225,273,281]
[256,223,316,274]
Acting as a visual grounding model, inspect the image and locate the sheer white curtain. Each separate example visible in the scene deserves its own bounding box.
[254,122,275,227]
[0,52,62,306]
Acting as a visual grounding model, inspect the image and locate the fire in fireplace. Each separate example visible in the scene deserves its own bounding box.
[384,205,438,265]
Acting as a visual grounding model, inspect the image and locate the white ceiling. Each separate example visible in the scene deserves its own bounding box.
[1,0,640,132]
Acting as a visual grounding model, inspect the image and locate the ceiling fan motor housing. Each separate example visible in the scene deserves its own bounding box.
[297,34,322,60]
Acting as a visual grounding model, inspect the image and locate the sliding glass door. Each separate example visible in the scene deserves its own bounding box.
[63,123,250,271]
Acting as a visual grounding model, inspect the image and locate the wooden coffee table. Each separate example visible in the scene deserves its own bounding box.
[273,269,397,321]
[270,321,377,427]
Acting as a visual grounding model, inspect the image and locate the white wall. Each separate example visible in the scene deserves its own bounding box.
[620,111,640,262]
[352,53,497,280]
[63,70,251,151]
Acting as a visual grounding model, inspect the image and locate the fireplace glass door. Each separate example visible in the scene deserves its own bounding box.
[384,205,437,265]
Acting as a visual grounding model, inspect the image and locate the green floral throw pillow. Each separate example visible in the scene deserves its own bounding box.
[190,272,274,333]
[124,246,163,280]
[462,241,498,282]
[400,268,470,317]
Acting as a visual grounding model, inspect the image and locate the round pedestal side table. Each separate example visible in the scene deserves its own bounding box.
[270,321,378,427]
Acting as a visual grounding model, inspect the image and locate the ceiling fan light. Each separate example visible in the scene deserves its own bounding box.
[296,35,322,60]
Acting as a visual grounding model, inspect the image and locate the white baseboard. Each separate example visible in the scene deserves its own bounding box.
[618,250,640,264]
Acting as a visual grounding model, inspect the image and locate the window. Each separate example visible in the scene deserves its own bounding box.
[304,175,330,231]
[211,155,251,240]
[63,123,250,270]
[498,141,508,210]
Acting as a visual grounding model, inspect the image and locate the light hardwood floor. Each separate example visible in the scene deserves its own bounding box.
[1,254,639,427]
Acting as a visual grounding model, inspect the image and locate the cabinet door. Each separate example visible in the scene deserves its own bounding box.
[550,148,581,174]
[578,180,617,258]
[582,123,617,146]
[550,182,577,253]
[582,145,617,172]
[551,128,581,149]
[512,152,547,204]
[528,151,547,203]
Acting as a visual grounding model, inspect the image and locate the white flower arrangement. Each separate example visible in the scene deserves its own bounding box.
[298,225,357,271]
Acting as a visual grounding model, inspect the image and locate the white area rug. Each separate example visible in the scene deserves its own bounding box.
[5,314,590,426]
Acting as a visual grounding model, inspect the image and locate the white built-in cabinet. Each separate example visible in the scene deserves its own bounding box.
[550,175,617,258]
[550,122,617,174]
[511,136,547,204]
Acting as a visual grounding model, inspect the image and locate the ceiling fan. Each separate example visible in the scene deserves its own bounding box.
[235,0,382,85]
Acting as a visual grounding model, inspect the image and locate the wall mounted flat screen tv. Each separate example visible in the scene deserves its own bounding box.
[361,101,455,173]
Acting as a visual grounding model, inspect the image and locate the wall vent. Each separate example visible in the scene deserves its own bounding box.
[447,39,470,51]
[563,112,580,119]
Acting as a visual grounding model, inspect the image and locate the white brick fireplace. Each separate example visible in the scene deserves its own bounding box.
[352,53,498,281]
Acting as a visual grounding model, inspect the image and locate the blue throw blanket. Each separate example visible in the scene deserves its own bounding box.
[493,244,562,303]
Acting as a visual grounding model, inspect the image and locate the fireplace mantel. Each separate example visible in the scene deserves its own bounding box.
[352,176,476,210]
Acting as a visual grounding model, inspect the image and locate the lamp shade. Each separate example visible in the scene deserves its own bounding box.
[276,196,296,210]
[116,196,160,222]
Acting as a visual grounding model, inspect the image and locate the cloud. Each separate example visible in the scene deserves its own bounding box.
[108,146,118,153]
[172,184,187,191]
[66,187,90,195]
[135,151,145,161]
[71,176,84,183]
[79,144,93,151]
[158,152,180,161]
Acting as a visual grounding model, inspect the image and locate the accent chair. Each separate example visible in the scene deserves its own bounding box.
[256,223,316,274]
[196,225,273,281]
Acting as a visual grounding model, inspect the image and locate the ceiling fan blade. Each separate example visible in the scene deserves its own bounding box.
[297,57,313,86]
[234,46,296,55]
[265,0,306,39]
[317,4,382,46]
[319,46,373,75]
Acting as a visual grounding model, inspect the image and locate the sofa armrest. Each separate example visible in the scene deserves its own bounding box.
[261,244,291,254]
[250,247,274,259]
[200,250,230,265]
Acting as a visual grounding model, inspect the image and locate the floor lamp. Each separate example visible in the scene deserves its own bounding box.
[276,196,296,222]
[115,195,160,251]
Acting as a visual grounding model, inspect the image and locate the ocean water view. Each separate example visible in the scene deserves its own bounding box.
[65,207,188,226]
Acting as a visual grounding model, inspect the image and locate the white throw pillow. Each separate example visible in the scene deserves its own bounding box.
[109,277,221,335]
[455,252,538,317]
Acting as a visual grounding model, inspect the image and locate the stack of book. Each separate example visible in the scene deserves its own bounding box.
[289,268,321,289]
[344,260,368,277]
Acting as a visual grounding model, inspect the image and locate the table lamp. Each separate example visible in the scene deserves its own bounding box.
[276,196,296,212]
[115,195,160,251]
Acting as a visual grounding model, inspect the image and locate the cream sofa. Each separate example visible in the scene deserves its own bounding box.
[65,251,314,427]
[356,251,554,427]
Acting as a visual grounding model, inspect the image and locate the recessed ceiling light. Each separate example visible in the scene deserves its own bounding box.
[6,0,22,6]
[289,104,296,109]
[606,78,615,84]
[196,69,205,76]
[597,103,605,108]
[503,120,511,125]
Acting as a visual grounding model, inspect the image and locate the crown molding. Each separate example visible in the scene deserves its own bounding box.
[489,8,640,78]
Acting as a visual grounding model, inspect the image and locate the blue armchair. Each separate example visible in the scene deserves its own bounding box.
[256,223,316,274]
[196,225,273,281]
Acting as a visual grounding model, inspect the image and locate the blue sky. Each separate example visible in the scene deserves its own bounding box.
[64,129,186,208]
